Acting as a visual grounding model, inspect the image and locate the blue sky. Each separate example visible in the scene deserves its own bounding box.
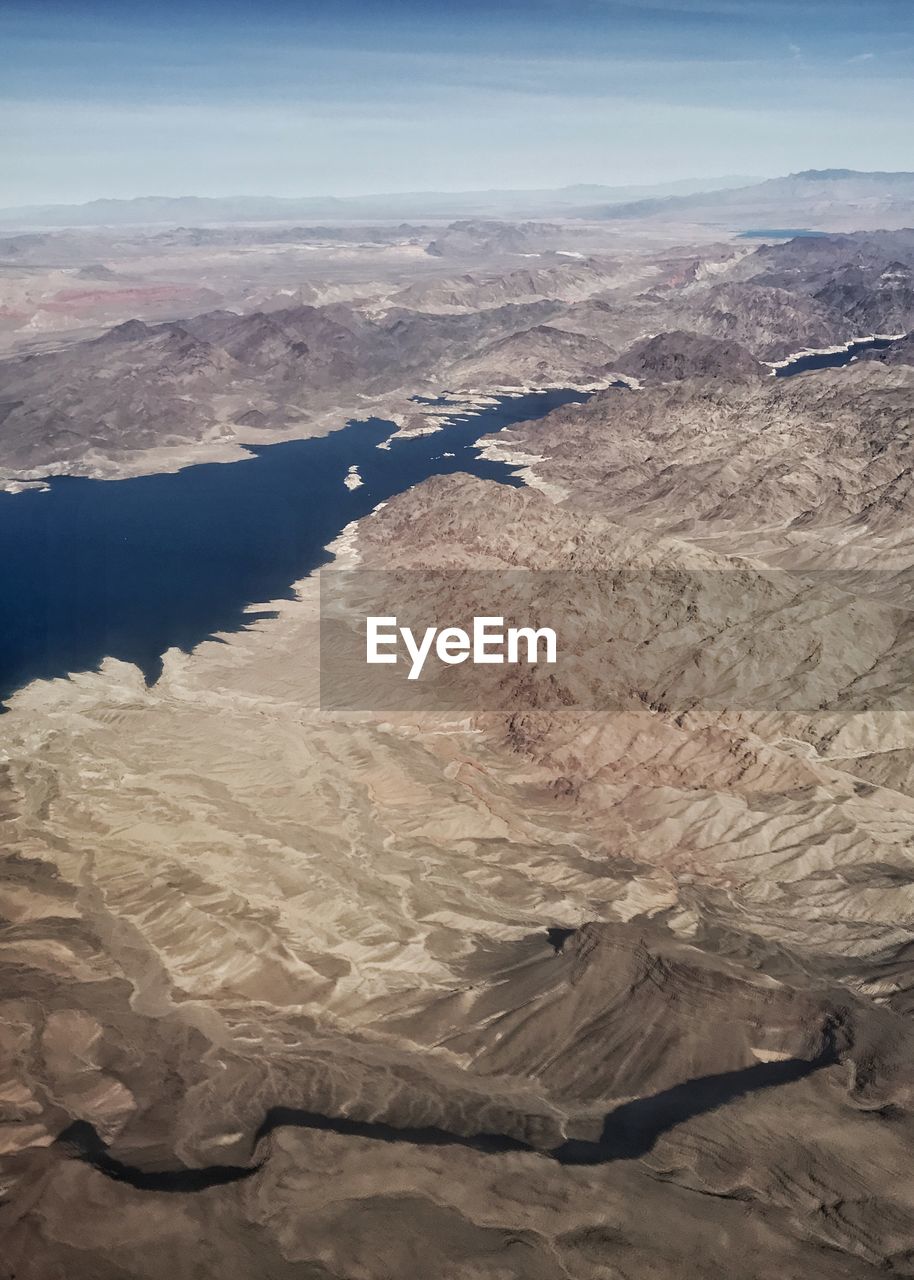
[2,0,913,205]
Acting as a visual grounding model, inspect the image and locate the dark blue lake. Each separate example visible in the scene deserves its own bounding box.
[775,335,898,377]
[0,388,588,705]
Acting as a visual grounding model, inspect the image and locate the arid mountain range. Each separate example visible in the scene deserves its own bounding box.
[1,226,913,479]
[0,176,761,227]
[598,169,914,231]
[3,202,914,1279]
[3,182,912,359]
[4,169,914,232]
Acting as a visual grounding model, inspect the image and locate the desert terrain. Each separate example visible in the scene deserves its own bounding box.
[3,175,914,1278]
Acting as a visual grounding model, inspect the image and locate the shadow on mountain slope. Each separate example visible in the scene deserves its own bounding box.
[56,1036,838,1193]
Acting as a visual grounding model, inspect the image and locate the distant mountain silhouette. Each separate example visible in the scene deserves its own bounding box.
[0,177,759,226]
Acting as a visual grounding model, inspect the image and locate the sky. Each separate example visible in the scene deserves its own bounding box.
[2,0,913,206]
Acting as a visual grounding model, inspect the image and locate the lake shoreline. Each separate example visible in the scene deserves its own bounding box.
[0,376,614,494]
[0,387,591,705]
[767,330,908,375]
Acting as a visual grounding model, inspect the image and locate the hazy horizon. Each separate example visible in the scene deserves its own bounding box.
[0,173,771,213]
[3,0,913,206]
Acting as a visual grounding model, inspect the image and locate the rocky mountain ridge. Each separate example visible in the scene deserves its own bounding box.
[2,229,914,478]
